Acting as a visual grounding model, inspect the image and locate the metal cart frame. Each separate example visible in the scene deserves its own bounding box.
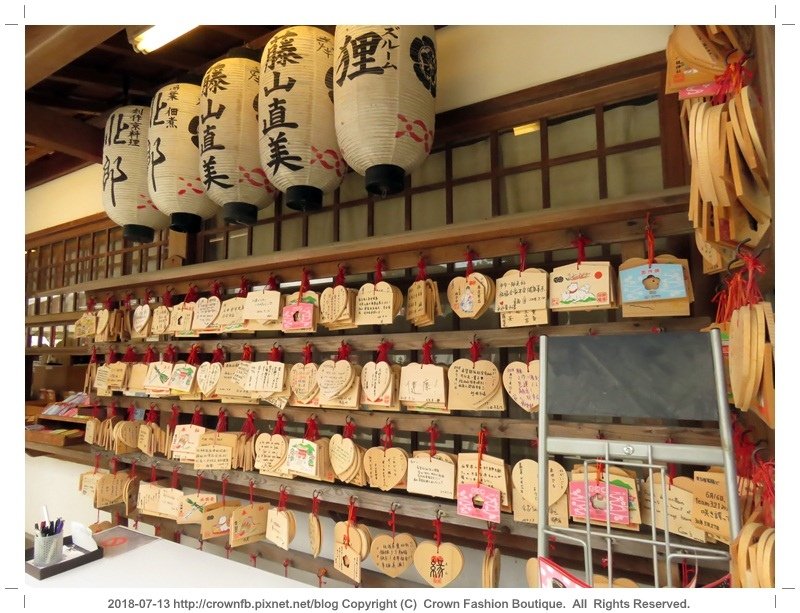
[536,328,741,587]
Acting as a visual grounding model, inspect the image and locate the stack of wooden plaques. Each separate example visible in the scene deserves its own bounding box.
[730,517,775,588]
[255,431,293,479]
[495,267,548,328]
[405,278,442,327]
[447,271,496,319]
[328,432,368,486]
[728,302,774,426]
[319,284,358,330]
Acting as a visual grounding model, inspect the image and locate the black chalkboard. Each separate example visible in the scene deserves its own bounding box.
[544,332,720,420]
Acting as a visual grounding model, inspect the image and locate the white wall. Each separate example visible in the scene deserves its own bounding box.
[436,25,672,112]
[25,164,102,234]
[24,25,672,234]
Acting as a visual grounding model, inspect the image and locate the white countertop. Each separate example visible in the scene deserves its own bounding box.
[25,527,308,588]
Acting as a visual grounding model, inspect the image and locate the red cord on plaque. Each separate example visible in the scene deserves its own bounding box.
[571,232,591,269]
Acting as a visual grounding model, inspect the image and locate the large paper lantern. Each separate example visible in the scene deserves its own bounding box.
[200,48,274,225]
[259,26,344,211]
[102,105,169,243]
[334,26,436,196]
[148,80,218,233]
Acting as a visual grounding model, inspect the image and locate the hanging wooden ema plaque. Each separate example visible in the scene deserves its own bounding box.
[266,486,297,551]
[511,456,569,527]
[503,335,540,413]
[550,233,615,311]
[456,427,502,523]
[255,414,293,479]
[457,449,512,512]
[130,291,153,340]
[355,258,403,326]
[289,343,320,408]
[481,524,501,588]
[317,341,361,410]
[170,420,207,464]
[137,404,168,457]
[166,343,202,398]
[405,256,443,327]
[619,215,694,317]
[126,345,155,395]
[408,423,457,500]
[192,284,222,333]
[329,418,368,486]
[361,340,400,411]
[215,278,249,334]
[281,269,318,333]
[196,345,225,399]
[496,241,549,328]
[308,492,323,558]
[173,285,200,338]
[413,511,464,588]
[149,289,173,336]
[363,421,409,491]
[215,345,258,403]
[370,504,417,578]
[113,404,144,455]
[74,297,97,339]
[229,480,269,548]
[143,344,177,397]
[242,344,286,399]
[177,472,218,525]
[448,338,505,412]
[319,265,358,330]
[94,295,120,343]
[244,274,284,331]
[399,338,449,414]
[447,248,495,319]
[333,497,364,584]
[200,477,241,541]
[286,416,334,482]
[568,463,641,531]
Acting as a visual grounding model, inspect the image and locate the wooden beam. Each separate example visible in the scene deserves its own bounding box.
[32,187,690,297]
[48,65,158,97]
[25,153,91,190]
[25,90,112,115]
[26,101,103,163]
[25,146,51,165]
[26,26,124,90]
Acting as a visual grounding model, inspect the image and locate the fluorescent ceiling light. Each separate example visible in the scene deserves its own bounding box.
[128,24,198,54]
[512,122,540,136]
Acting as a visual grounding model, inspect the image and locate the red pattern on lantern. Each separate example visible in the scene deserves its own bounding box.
[395,114,432,153]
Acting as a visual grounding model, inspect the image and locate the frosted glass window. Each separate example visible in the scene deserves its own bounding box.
[453,180,491,223]
[411,189,446,230]
[308,210,334,245]
[606,147,663,199]
[550,159,599,207]
[280,216,304,251]
[373,197,404,236]
[340,170,368,202]
[251,224,274,255]
[452,138,490,178]
[339,204,367,242]
[604,99,659,147]
[548,113,597,158]
[203,234,224,262]
[500,128,541,168]
[500,170,543,214]
[228,229,249,259]
[412,150,445,187]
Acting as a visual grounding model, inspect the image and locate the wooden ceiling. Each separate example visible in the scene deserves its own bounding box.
[24,25,311,189]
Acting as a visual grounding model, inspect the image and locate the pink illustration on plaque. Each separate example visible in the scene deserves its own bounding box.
[568,481,630,525]
[456,483,501,523]
[538,556,590,588]
[282,302,314,330]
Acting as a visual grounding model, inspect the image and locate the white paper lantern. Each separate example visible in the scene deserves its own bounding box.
[148,81,218,233]
[258,26,343,211]
[334,26,436,196]
[101,105,169,243]
[200,49,274,225]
